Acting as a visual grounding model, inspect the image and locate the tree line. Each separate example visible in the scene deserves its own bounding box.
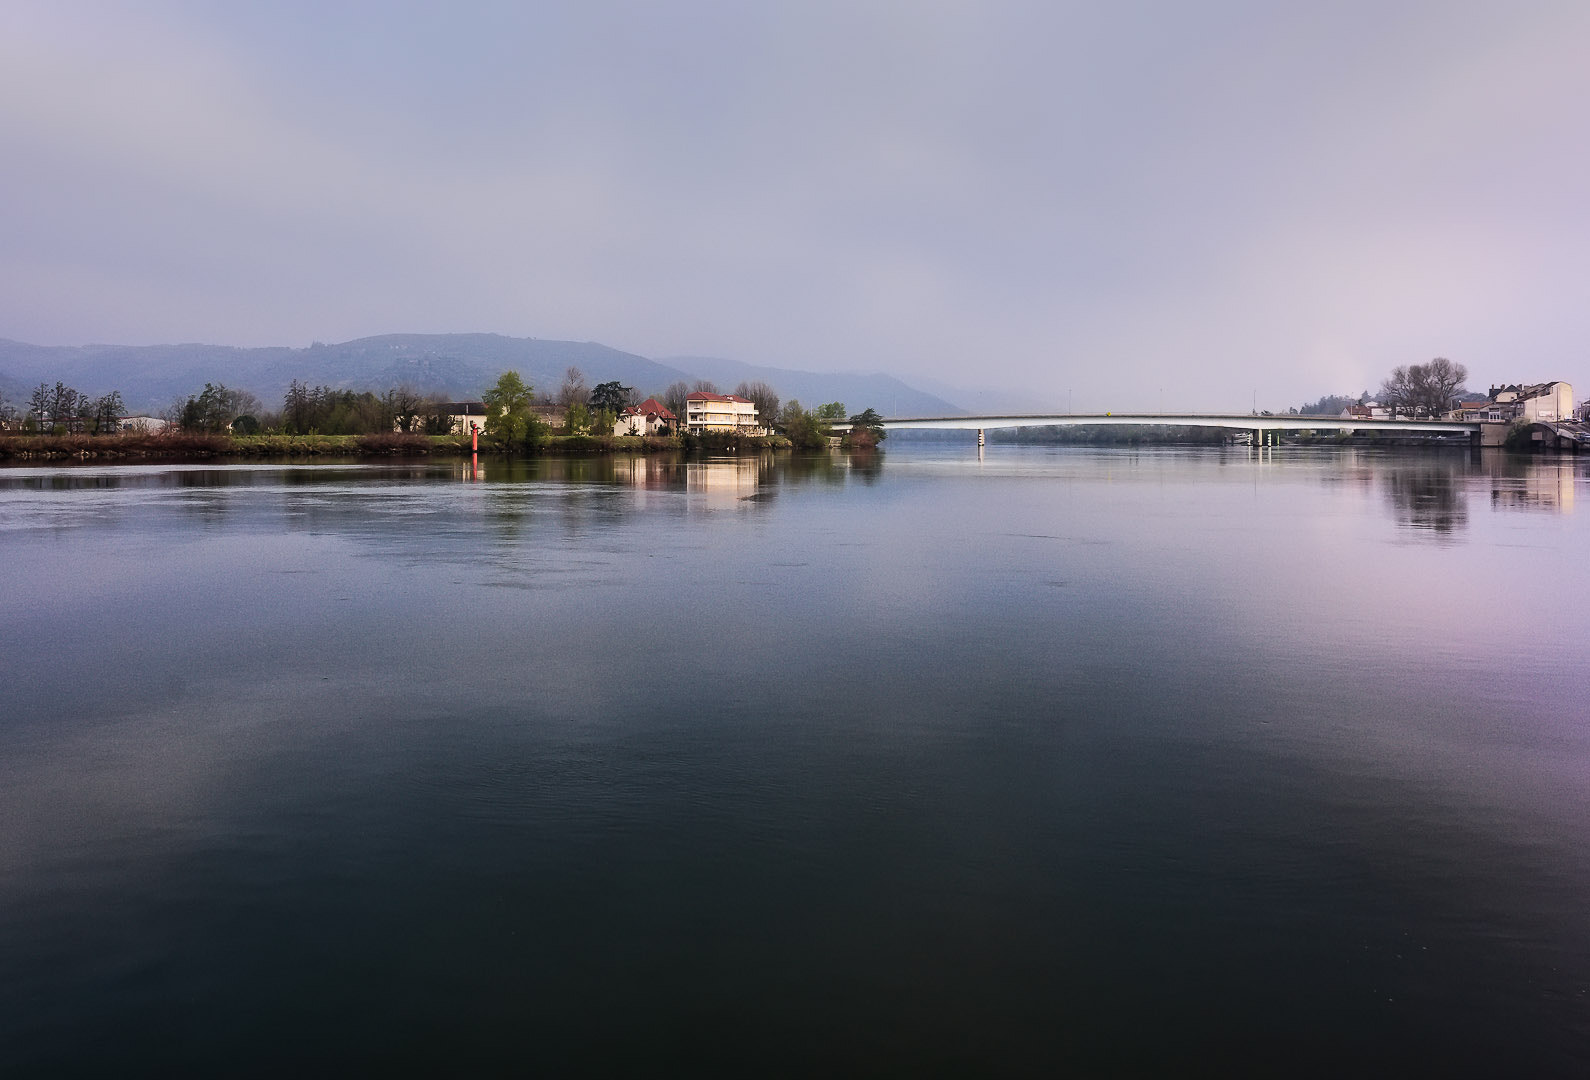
[1292,357,1470,418]
[0,381,128,434]
[4,365,889,448]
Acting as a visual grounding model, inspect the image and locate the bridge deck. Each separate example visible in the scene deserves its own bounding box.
[879,413,1480,434]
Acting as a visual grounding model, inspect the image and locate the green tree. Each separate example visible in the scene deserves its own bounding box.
[845,407,887,447]
[564,401,591,434]
[815,402,847,421]
[778,399,829,450]
[589,380,631,414]
[483,370,535,445]
[180,383,261,433]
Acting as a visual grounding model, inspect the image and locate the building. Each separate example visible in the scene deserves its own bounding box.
[1518,382,1574,424]
[684,392,760,434]
[614,398,679,436]
[431,402,489,435]
[119,416,173,433]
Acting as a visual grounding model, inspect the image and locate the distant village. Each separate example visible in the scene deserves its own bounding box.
[1331,380,1585,450]
[3,358,1586,453]
[0,367,884,453]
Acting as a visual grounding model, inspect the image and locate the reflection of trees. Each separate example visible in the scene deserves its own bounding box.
[1380,463,1468,535]
[779,452,849,486]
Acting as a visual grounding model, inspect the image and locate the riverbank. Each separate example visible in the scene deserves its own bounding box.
[0,430,793,461]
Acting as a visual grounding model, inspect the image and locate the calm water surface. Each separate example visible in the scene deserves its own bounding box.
[2,446,1588,1075]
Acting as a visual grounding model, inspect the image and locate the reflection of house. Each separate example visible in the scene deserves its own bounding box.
[614,398,680,436]
[684,392,760,434]
[686,459,763,508]
[1490,466,1575,513]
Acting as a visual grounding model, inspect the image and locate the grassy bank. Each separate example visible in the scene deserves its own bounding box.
[0,430,792,461]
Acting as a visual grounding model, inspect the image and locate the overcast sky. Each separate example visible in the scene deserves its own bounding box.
[3,1,1587,410]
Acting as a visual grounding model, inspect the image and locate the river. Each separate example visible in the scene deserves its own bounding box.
[2,446,1587,1075]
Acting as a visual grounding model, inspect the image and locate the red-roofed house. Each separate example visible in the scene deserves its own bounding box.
[684,392,760,434]
[614,397,680,436]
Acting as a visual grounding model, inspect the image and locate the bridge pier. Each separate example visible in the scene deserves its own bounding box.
[977,428,984,448]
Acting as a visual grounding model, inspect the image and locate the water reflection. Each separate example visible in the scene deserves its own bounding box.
[1480,455,1577,513]
[1379,461,1469,535]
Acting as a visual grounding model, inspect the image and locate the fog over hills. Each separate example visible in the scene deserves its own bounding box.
[0,334,962,417]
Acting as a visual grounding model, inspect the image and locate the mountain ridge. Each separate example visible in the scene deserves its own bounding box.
[0,334,962,417]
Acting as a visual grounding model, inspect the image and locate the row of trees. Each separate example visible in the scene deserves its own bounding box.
[5,365,887,449]
[1294,358,1470,419]
[479,370,886,450]
[2,381,129,434]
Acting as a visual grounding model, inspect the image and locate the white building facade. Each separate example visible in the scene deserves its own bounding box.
[684,392,760,434]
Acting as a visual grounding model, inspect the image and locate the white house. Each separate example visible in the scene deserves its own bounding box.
[119,416,172,433]
[684,392,760,434]
[614,397,680,436]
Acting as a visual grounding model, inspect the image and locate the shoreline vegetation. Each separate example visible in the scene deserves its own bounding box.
[0,430,797,462]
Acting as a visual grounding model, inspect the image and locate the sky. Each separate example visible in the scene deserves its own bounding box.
[3,0,1588,412]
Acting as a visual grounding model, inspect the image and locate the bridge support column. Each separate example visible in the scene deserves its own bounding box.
[977,428,984,448]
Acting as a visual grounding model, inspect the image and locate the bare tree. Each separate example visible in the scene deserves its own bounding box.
[385,384,425,432]
[1381,358,1468,418]
[1421,357,1468,417]
[49,382,82,433]
[661,381,690,417]
[691,379,720,394]
[92,391,125,434]
[558,366,588,408]
[28,383,51,431]
[734,380,779,426]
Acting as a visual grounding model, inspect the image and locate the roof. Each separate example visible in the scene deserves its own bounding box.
[1519,382,1567,399]
[623,397,678,420]
[685,392,753,403]
[441,401,488,415]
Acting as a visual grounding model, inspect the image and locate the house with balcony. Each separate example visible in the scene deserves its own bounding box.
[684,392,760,434]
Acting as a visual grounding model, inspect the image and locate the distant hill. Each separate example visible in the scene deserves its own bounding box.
[0,334,687,414]
[661,355,964,417]
[0,334,963,417]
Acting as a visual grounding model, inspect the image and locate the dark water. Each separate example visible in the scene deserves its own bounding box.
[2,447,1587,1076]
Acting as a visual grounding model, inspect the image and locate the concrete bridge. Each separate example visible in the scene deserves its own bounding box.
[879,413,1484,447]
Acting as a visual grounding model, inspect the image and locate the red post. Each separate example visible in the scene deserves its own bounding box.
[472,426,478,453]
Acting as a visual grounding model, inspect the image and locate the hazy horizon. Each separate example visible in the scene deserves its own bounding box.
[5,2,1588,412]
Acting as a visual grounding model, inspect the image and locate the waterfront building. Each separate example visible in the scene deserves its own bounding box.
[614,398,680,436]
[684,392,760,434]
[1519,382,1574,424]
